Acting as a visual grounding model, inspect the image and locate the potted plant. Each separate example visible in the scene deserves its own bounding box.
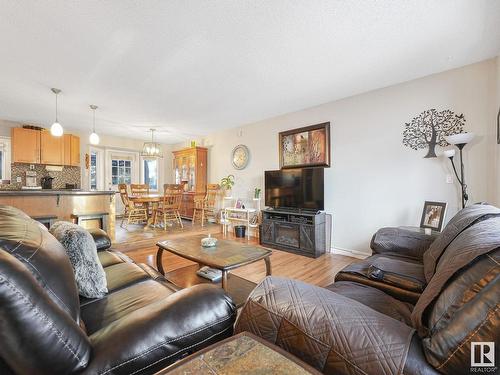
[254,187,261,199]
[220,175,235,197]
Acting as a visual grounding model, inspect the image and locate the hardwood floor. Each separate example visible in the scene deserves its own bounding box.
[113,220,357,287]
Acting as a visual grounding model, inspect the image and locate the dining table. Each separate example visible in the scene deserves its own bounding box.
[128,194,162,226]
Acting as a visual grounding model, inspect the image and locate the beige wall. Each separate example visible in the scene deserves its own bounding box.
[183,58,499,255]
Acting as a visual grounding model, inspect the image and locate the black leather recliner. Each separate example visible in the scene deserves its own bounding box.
[0,205,236,375]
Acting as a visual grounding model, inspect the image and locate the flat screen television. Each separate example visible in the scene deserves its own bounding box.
[265,168,324,210]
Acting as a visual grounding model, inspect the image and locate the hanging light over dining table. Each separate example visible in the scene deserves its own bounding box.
[141,129,163,158]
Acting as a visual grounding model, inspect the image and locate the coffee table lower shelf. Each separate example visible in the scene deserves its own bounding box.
[163,264,256,308]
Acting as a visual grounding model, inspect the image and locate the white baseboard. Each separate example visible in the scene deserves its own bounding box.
[331,247,370,259]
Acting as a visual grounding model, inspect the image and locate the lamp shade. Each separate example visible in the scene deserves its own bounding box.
[50,122,64,137]
[443,149,456,158]
[89,132,100,145]
[445,132,474,145]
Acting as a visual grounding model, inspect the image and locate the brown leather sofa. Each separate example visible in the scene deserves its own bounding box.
[0,205,236,375]
[236,204,500,375]
[334,227,438,303]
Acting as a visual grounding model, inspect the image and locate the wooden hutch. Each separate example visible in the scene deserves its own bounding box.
[172,146,207,219]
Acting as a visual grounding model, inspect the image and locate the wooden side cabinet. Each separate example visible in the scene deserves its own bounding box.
[172,146,208,219]
[40,130,64,165]
[11,128,40,164]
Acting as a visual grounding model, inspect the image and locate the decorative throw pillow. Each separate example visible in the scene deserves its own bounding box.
[50,221,108,298]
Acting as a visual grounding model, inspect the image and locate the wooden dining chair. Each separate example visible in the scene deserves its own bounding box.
[192,184,220,227]
[130,183,151,212]
[118,183,148,228]
[130,184,149,196]
[154,184,184,230]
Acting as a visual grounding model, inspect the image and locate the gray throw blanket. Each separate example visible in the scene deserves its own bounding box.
[423,204,500,282]
[412,215,500,336]
[50,221,108,298]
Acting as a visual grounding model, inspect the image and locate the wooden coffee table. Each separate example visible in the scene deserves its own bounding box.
[156,235,272,307]
[155,332,321,374]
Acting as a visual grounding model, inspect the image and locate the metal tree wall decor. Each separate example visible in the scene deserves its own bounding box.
[402,108,466,158]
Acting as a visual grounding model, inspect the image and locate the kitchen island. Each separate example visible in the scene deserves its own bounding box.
[0,190,116,241]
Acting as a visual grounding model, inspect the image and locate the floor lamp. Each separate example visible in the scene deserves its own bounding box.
[443,133,475,209]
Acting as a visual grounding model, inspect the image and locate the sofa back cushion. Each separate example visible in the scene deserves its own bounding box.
[0,250,91,374]
[420,249,499,374]
[422,204,500,282]
[0,205,81,322]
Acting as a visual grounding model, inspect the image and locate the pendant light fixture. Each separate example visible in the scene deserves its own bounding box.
[89,105,100,145]
[141,129,163,158]
[50,88,64,136]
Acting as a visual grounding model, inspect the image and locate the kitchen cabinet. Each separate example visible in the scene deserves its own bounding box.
[12,127,80,166]
[64,134,80,166]
[63,134,71,165]
[11,128,40,163]
[40,130,64,165]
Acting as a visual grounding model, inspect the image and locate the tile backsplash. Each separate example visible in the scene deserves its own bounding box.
[0,163,81,190]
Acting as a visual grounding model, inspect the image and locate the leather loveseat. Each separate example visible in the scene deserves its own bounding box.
[0,205,236,375]
[235,203,500,375]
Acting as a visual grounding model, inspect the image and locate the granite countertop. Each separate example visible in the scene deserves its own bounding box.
[0,189,116,196]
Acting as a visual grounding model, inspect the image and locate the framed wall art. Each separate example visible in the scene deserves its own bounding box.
[279,122,330,169]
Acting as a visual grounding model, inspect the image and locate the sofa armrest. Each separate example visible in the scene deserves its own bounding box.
[83,284,236,375]
[87,228,111,251]
[368,258,426,293]
[371,227,437,260]
[235,276,415,375]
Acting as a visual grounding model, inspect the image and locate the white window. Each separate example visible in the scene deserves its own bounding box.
[111,159,132,185]
[143,159,158,191]
[0,137,11,181]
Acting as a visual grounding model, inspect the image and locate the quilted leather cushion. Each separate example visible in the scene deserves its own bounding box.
[236,276,415,375]
[326,281,414,326]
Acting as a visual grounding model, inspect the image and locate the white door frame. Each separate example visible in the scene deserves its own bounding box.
[105,149,140,215]
[105,148,140,189]
[88,146,105,191]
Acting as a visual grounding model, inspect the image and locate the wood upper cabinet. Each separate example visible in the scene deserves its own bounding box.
[70,135,80,166]
[12,127,80,166]
[40,130,64,165]
[11,128,40,163]
[64,134,80,166]
[63,134,71,165]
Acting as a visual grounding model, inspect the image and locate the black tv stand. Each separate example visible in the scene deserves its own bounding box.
[260,208,326,258]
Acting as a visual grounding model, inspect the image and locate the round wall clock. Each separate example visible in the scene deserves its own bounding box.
[231,144,250,170]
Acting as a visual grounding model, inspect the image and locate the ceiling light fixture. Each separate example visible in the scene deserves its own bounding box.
[141,129,163,158]
[89,105,100,145]
[50,88,63,137]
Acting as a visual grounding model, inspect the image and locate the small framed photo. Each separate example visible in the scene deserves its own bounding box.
[420,201,447,232]
[234,199,243,209]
